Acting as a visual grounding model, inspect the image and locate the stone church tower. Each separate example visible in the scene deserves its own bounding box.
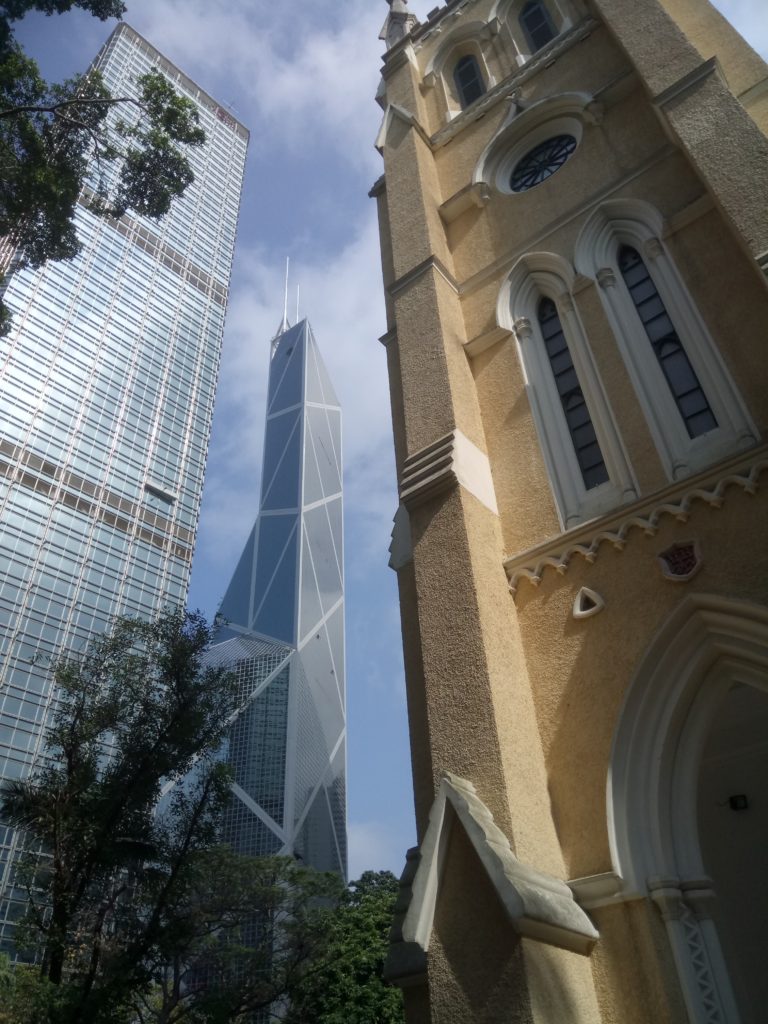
[371,1,768,1021]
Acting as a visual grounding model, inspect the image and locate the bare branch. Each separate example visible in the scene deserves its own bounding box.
[0,95,145,120]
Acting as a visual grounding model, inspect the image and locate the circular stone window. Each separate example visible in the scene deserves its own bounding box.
[509,134,577,192]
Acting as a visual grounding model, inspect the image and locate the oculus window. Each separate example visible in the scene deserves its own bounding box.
[510,134,576,192]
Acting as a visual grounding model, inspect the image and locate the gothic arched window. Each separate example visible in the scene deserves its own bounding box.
[519,0,557,53]
[618,246,717,440]
[503,253,637,527]
[575,199,757,482]
[538,297,609,490]
[453,54,486,109]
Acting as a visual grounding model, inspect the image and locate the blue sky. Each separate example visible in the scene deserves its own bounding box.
[17,0,768,880]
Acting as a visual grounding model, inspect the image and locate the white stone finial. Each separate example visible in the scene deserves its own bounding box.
[380,0,419,51]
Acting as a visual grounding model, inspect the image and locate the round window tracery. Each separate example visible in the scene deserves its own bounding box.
[509,134,577,192]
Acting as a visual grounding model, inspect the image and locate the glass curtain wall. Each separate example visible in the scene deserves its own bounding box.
[0,23,248,949]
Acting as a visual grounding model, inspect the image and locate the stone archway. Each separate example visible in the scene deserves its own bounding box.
[608,594,768,1023]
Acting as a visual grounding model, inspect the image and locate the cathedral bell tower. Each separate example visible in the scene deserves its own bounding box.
[371,0,768,1021]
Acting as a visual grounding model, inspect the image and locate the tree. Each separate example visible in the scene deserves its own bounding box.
[284,870,405,1024]
[0,611,341,1024]
[0,0,206,333]
[127,849,342,1024]
[0,953,59,1023]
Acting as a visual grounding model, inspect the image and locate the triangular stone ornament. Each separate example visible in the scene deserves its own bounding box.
[573,586,605,619]
[385,774,599,986]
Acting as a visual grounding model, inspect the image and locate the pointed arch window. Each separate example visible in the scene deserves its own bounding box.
[519,1,557,53]
[618,246,717,439]
[503,254,637,527]
[453,54,486,109]
[574,200,758,481]
[538,298,609,490]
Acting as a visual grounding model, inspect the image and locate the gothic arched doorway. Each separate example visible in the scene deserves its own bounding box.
[608,595,768,1023]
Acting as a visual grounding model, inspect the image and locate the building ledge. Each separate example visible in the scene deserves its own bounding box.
[505,444,768,595]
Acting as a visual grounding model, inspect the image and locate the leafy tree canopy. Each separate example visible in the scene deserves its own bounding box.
[0,0,206,333]
[285,870,405,1024]
[0,611,342,1024]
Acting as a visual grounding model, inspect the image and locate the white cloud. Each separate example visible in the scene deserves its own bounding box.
[126,0,386,174]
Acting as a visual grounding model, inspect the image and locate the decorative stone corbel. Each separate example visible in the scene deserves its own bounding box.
[643,236,664,261]
[513,316,533,340]
[596,267,616,289]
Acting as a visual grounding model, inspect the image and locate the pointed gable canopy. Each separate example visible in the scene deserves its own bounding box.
[385,774,599,986]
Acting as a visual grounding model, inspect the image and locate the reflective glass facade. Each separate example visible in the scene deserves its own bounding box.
[0,24,248,949]
[209,320,347,877]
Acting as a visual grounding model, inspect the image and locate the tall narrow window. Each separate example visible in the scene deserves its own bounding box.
[453,55,485,109]
[618,246,717,439]
[539,298,609,490]
[520,1,557,52]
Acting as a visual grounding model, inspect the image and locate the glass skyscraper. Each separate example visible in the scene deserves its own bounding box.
[208,318,347,878]
[0,23,248,948]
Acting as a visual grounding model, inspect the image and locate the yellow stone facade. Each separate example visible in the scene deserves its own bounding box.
[372,1,768,1021]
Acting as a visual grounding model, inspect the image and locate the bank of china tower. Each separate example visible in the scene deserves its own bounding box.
[207,320,346,878]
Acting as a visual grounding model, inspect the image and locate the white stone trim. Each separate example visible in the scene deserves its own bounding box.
[568,871,628,909]
[374,103,431,155]
[498,250,637,528]
[399,429,499,515]
[572,586,604,619]
[474,91,601,195]
[385,773,598,985]
[423,21,496,124]
[504,451,767,594]
[649,879,741,1024]
[452,430,499,514]
[574,198,759,481]
[463,323,511,357]
[429,18,598,150]
[388,502,413,571]
[490,0,576,67]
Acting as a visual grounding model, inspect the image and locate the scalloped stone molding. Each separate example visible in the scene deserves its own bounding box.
[505,454,767,595]
[384,773,599,986]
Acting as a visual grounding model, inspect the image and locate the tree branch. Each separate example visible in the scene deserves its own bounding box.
[0,95,145,120]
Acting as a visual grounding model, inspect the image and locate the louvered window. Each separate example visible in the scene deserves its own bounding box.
[538,298,609,489]
[618,246,717,439]
[520,1,557,52]
[453,55,485,109]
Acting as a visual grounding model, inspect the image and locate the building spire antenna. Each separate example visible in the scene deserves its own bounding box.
[296,284,300,324]
[274,257,291,339]
[282,257,290,327]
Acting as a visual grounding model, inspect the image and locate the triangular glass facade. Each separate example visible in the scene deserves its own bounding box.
[207,321,346,877]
